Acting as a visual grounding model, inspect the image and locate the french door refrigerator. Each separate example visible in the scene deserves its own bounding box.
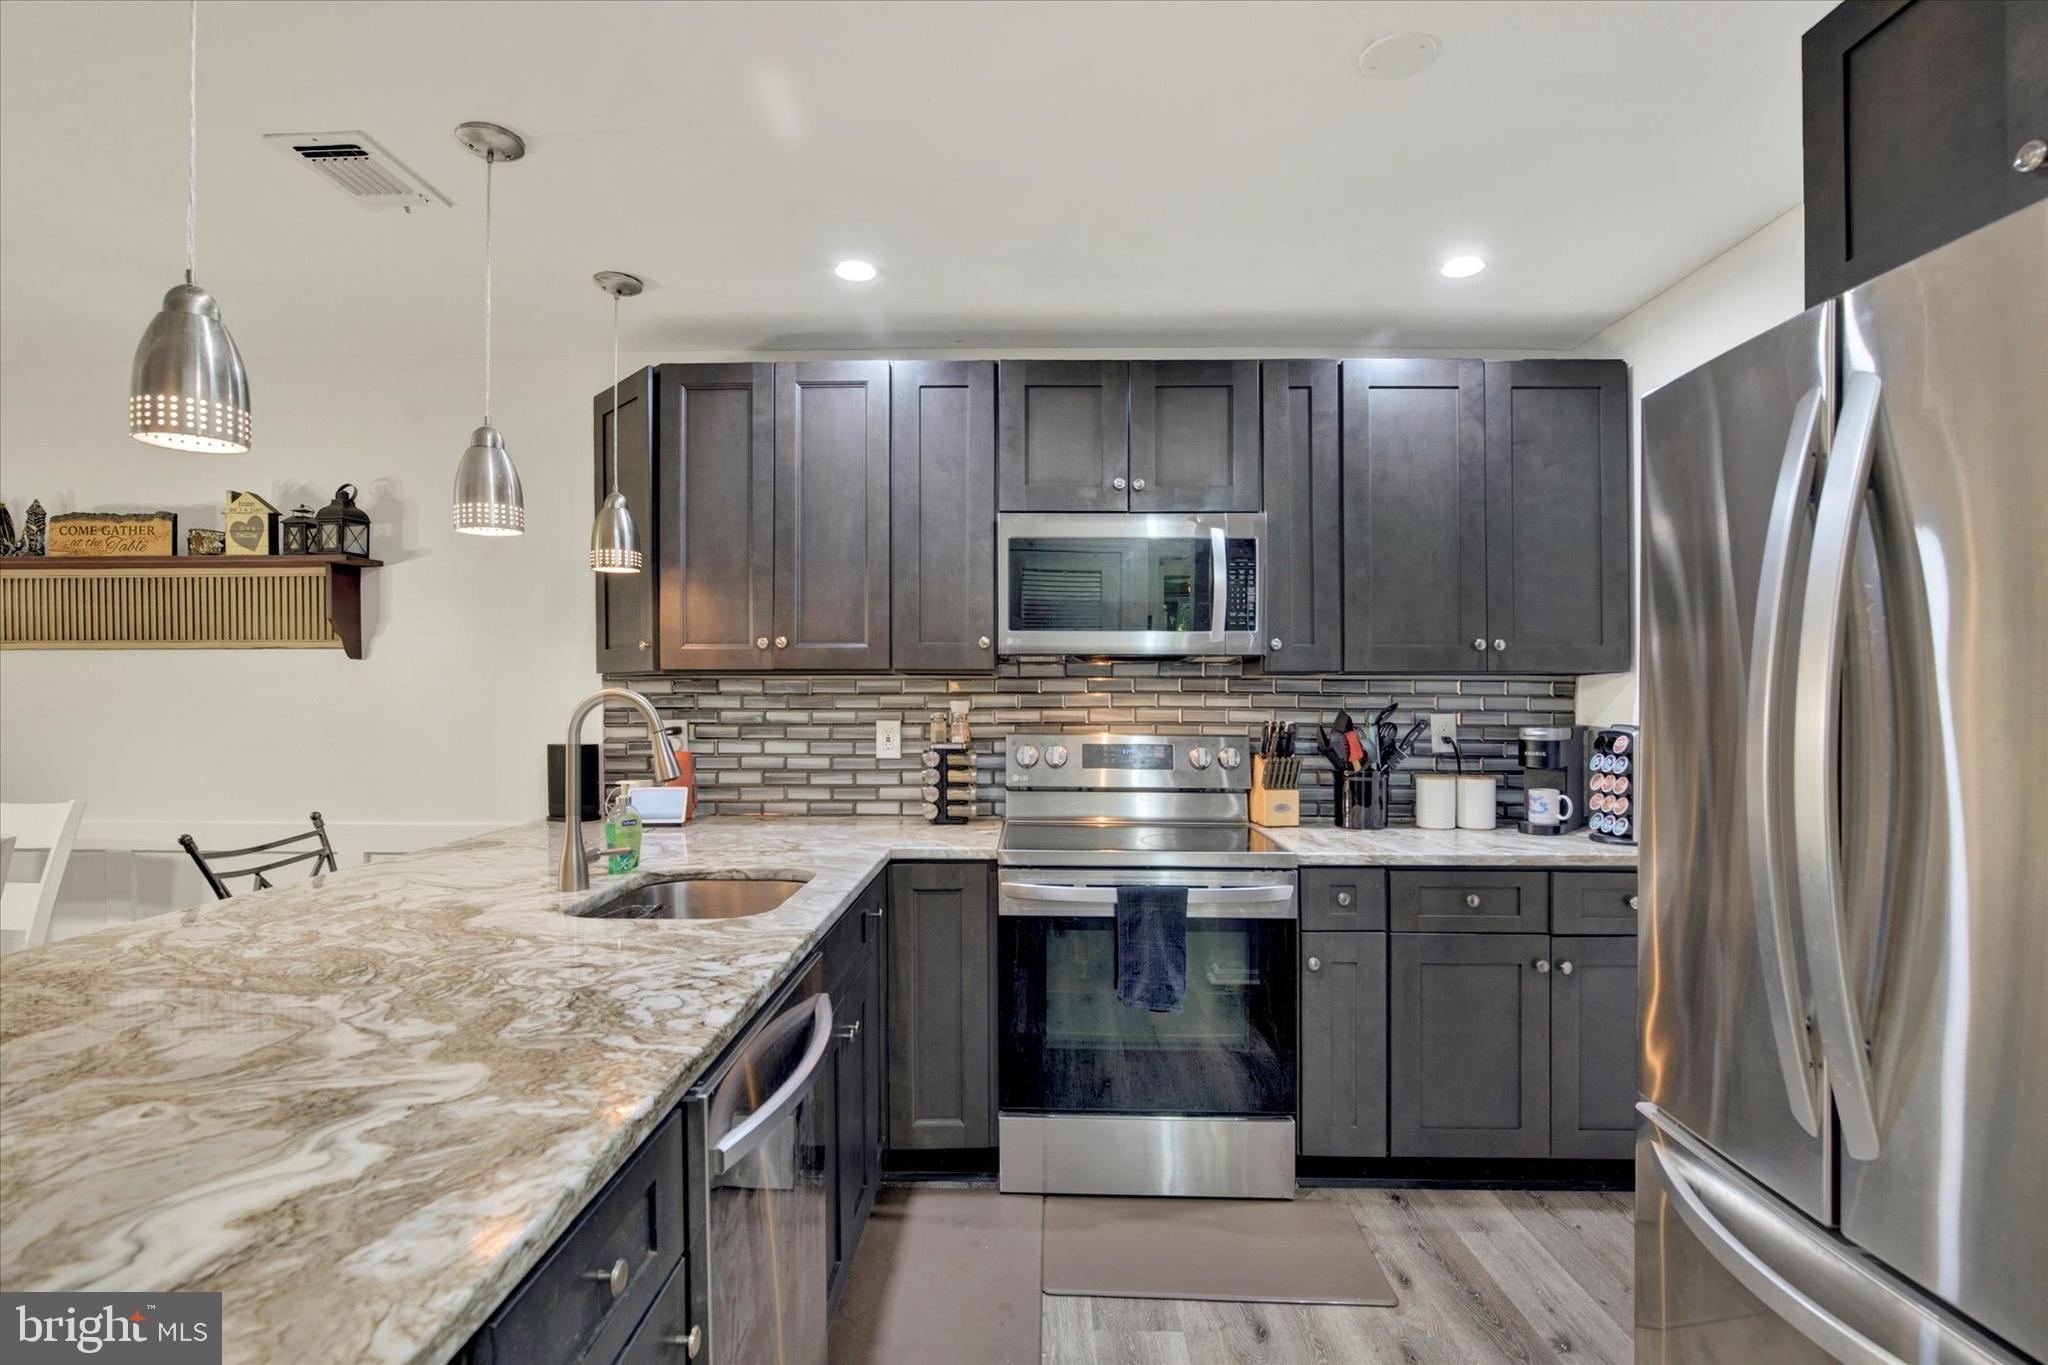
[1638,198,2046,1364]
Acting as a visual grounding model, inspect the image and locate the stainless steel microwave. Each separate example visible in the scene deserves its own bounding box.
[996,512,1265,656]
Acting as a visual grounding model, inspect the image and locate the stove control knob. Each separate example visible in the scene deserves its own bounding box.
[1216,746,1242,770]
[1044,744,1070,768]
[1013,744,1040,769]
[1188,746,1214,770]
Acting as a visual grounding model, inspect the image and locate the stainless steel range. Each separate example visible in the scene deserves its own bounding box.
[996,731,1297,1200]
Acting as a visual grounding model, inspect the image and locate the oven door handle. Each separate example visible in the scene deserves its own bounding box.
[999,883,1296,918]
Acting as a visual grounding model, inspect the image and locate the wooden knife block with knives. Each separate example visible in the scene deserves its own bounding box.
[1251,754,1300,826]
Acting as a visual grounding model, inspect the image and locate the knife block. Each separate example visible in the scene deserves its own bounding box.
[1251,756,1299,827]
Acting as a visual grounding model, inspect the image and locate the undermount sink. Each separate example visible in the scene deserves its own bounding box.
[575,877,808,921]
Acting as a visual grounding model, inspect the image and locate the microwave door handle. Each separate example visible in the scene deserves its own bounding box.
[1209,526,1227,644]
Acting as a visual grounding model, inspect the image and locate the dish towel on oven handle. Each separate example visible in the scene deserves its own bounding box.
[1115,884,1188,1013]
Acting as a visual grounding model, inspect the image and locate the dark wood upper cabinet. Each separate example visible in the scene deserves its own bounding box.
[594,366,658,673]
[774,361,891,670]
[997,361,1130,511]
[891,361,996,673]
[1482,360,1630,675]
[1803,0,2048,304]
[1341,359,1488,674]
[1128,361,1261,511]
[656,363,776,671]
[1260,360,1342,671]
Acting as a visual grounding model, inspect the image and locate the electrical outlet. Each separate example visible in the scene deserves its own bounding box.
[1428,713,1459,752]
[875,718,902,760]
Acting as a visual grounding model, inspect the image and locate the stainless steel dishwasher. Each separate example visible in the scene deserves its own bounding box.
[682,956,832,1365]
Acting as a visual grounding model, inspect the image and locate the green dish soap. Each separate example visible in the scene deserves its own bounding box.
[603,782,644,875]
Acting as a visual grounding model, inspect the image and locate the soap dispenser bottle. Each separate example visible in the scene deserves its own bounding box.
[603,781,643,875]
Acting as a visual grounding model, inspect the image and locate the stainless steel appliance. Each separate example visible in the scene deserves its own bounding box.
[996,512,1265,656]
[1638,199,2046,1363]
[1585,724,1635,845]
[1515,724,1586,835]
[997,731,1297,1199]
[682,957,832,1365]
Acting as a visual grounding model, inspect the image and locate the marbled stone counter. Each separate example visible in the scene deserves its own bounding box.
[0,817,996,1365]
[1264,825,1636,866]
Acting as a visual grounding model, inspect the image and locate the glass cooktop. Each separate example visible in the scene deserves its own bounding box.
[998,821,1291,868]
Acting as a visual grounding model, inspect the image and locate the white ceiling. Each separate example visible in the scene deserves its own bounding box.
[0,0,1830,361]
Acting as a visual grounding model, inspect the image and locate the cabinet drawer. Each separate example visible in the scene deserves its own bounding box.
[1299,868,1386,932]
[1389,869,1548,933]
[824,873,885,994]
[615,1255,693,1365]
[1551,872,1638,935]
[475,1110,684,1365]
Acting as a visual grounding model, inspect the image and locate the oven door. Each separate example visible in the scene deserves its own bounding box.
[997,869,1296,1118]
[997,512,1263,655]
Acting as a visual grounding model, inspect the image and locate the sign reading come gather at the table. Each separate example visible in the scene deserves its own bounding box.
[46,511,179,557]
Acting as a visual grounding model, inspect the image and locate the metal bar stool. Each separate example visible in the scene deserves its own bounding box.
[179,812,339,900]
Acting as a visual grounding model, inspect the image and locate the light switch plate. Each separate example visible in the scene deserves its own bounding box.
[875,718,902,760]
[1427,713,1459,752]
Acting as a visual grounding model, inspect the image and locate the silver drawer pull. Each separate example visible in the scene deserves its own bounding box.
[584,1257,629,1299]
[1535,958,1551,974]
[1464,893,1481,908]
[1335,891,1352,907]
[1307,956,1322,972]
[1628,895,1639,911]
[663,1325,704,1359]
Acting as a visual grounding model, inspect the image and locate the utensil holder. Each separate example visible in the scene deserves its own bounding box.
[1336,770,1389,830]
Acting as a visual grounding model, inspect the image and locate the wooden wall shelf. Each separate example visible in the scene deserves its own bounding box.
[0,555,382,659]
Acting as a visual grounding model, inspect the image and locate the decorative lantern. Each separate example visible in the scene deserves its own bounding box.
[315,484,371,558]
[280,504,318,556]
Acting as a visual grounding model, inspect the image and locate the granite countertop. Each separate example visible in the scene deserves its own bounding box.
[0,813,1628,1365]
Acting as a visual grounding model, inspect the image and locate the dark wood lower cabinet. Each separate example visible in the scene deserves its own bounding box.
[1299,931,1387,1157]
[1390,932,1551,1158]
[823,876,887,1307]
[1550,935,1639,1160]
[885,863,994,1151]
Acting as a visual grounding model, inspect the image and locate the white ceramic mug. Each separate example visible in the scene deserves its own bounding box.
[1525,786,1574,826]
[1456,775,1498,830]
[1415,774,1458,830]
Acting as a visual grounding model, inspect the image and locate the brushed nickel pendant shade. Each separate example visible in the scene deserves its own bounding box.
[129,1,251,453]
[451,121,526,536]
[591,271,644,573]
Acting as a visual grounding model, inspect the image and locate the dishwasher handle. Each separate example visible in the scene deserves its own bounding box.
[709,993,833,1176]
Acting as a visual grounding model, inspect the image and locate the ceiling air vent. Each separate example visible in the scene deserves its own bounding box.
[264,131,450,212]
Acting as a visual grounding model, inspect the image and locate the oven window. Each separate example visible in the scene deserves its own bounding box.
[1006,536,1214,634]
[998,915,1296,1116]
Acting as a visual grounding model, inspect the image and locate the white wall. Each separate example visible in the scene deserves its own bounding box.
[1570,205,1808,726]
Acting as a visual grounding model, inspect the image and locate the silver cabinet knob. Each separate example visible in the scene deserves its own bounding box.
[2016,138,2047,173]
[639,639,651,650]
[1132,477,1146,491]
[1335,891,1352,907]
[663,1325,704,1359]
[585,1257,630,1298]
[1493,638,1506,652]
[1464,893,1481,908]
[1558,960,1574,976]
[1628,895,1639,911]
[774,635,788,649]
[1535,958,1551,974]
[755,637,769,649]
[835,1021,861,1042]
[1270,638,1283,650]
[1473,637,1487,651]
[977,636,992,650]
[1307,956,1322,972]
[1112,476,1127,490]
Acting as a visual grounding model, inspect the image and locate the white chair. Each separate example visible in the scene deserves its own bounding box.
[0,800,85,954]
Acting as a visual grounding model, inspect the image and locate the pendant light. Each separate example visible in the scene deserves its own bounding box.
[590,271,645,573]
[128,0,250,453]
[450,121,526,536]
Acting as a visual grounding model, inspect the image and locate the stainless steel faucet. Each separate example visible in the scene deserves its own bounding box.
[560,687,681,891]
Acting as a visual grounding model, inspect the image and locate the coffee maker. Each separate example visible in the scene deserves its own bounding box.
[1516,725,1587,835]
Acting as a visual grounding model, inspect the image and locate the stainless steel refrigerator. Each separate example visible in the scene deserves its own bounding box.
[1637,198,2046,1364]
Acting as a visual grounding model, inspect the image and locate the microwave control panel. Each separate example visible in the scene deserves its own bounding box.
[1225,539,1257,632]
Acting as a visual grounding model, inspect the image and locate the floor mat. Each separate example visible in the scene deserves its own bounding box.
[829,1186,1044,1365]
[1041,1195,1398,1306]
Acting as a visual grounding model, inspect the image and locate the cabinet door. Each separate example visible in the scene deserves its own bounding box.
[1803,0,2048,305]
[1550,935,1637,1159]
[656,363,776,670]
[1341,359,1488,674]
[828,958,879,1304]
[886,862,994,1150]
[774,361,891,669]
[594,367,658,672]
[1482,360,1630,674]
[1260,360,1342,671]
[1300,931,1388,1158]
[1390,933,1549,1158]
[891,361,997,672]
[1128,360,1260,511]
[997,360,1129,511]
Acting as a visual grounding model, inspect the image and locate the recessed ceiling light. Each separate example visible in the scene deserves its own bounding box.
[1358,32,1440,80]
[834,259,878,282]
[1440,255,1486,279]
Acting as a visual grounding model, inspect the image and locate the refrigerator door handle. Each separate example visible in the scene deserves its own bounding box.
[1742,384,1828,1138]
[1791,368,1885,1162]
